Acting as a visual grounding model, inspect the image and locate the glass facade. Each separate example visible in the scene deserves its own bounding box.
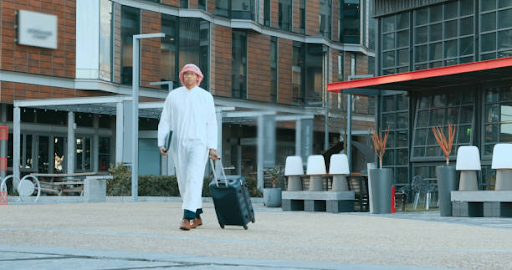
[99,0,112,81]
[339,0,360,43]
[381,94,409,186]
[292,42,305,105]
[320,0,332,39]
[270,37,278,102]
[232,31,247,99]
[279,0,292,31]
[120,6,140,85]
[480,0,512,60]
[412,92,475,160]
[381,12,410,74]
[264,0,271,26]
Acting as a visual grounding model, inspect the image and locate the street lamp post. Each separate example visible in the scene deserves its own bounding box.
[132,33,165,202]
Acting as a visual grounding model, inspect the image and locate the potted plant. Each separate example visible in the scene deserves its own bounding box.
[431,123,456,216]
[369,127,392,214]
[263,166,283,207]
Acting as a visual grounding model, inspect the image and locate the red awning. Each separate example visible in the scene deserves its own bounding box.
[328,57,512,94]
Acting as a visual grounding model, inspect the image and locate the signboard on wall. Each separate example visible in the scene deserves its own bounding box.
[17,10,58,49]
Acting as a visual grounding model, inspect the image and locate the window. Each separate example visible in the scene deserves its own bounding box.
[479,0,512,60]
[99,0,112,81]
[264,0,271,26]
[180,0,188,8]
[381,12,410,75]
[483,86,512,156]
[380,94,409,186]
[161,15,178,89]
[179,18,210,89]
[270,37,278,102]
[232,31,247,99]
[198,0,206,10]
[292,42,304,105]
[339,0,360,43]
[413,1,475,70]
[98,137,110,171]
[120,6,140,85]
[300,0,305,34]
[232,0,254,20]
[76,137,92,171]
[412,92,475,160]
[216,0,230,17]
[320,0,332,39]
[279,0,292,31]
[305,44,324,105]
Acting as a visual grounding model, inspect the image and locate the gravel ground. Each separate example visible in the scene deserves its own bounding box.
[0,201,511,270]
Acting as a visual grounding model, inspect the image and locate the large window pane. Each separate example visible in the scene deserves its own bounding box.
[383,33,395,50]
[481,12,496,32]
[340,0,361,43]
[486,104,499,122]
[99,0,112,81]
[415,26,428,44]
[397,13,409,30]
[460,0,474,16]
[232,0,254,20]
[445,20,458,39]
[121,7,140,85]
[499,0,512,8]
[383,16,395,32]
[485,124,498,142]
[279,0,292,31]
[415,8,427,26]
[430,5,443,22]
[430,23,442,41]
[445,40,458,58]
[429,42,442,60]
[216,0,230,17]
[444,1,458,19]
[383,51,395,68]
[161,15,177,87]
[500,123,512,141]
[481,33,497,52]
[397,49,409,66]
[415,128,427,145]
[459,37,474,56]
[305,44,324,103]
[498,29,512,50]
[415,45,427,62]
[232,31,247,99]
[459,17,474,36]
[383,96,395,112]
[482,0,497,12]
[397,30,409,47]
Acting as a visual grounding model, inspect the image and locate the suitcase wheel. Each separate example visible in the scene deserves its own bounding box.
[220,223,225,229]
[243,225,248,230]
[251,218,255,223]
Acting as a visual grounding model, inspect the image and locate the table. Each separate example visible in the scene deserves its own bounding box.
[30,173,108,196]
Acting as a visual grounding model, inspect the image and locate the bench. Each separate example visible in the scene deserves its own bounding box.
[451,191,512,217]
[37,179,84,196]
[282,191,355,213]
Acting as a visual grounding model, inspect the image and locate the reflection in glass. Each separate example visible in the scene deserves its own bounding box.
[501,123,512,141]
[397,131,408,147]
[427,146,439,156]
[481,12,497,32]
[485,124,498,142]
[415,128,427,146]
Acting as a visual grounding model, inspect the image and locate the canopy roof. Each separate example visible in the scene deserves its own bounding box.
[328,57,512,95]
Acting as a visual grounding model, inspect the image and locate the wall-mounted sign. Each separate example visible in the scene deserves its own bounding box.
[17,10,58,49]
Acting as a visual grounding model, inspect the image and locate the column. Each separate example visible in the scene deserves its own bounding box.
[67,112,75,175]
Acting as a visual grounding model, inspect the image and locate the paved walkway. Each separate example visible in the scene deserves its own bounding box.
[1,200,511,270]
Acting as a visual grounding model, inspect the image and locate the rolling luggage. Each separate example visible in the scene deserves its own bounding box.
[209,159,255,230]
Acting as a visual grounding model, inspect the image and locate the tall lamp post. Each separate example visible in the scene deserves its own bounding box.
[132,33,165,202]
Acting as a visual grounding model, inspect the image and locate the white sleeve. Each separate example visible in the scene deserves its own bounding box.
[158,94,172,147]
[206,94,218,150]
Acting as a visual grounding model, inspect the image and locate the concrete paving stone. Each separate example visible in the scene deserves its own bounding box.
[1,200,512,270]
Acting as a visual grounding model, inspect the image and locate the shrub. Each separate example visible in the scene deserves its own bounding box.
[107,163,262,197]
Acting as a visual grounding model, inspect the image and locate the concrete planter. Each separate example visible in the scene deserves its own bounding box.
[436,166,456,216]
[263,188,282,207]
[369,168,392,214]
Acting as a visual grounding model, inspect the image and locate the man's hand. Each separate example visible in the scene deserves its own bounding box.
[209,149,219,160]
[159,146,168,156]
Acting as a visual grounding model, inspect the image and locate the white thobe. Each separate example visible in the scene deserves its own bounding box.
[158,86,218,213]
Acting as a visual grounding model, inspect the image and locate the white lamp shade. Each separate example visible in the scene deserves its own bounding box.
[306,155,327,175]
[456,146,481,171]
[284,156,304,176]
[329,154,350,175]
[492,144,512,169]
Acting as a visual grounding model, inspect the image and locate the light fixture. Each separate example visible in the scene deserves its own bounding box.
[284,156,304,191]
[491,143,512,190]
[329,154,350,191]
[456,146,481,190]
[306,155,326,191]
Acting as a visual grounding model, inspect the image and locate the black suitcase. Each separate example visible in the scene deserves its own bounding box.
[209,160,255,230]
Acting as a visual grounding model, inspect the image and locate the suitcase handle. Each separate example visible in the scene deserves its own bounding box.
[210,158,228,187]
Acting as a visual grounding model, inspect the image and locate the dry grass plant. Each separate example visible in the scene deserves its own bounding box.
[371,127,390,169]
[431,123,456,165]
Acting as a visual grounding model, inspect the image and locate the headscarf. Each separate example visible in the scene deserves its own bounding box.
[179,64,204,87]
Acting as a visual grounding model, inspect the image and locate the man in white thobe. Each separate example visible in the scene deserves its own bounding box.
[158,64,218,230]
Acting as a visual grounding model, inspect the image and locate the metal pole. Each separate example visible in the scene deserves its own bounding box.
[13,107,21,187]
[257,115,264,190]
[132,36,140,201]
[131,33,164,202]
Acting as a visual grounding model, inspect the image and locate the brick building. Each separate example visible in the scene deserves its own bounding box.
[0,0,375,183]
